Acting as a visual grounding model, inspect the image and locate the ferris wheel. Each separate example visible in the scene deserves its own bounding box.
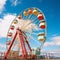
[4,7,47,59]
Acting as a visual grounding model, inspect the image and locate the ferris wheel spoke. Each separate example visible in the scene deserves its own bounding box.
[25,19,39,29]
[27,31,45,47]
[28,34,39,44]
[31,34,44,49]
[27,14,33,19]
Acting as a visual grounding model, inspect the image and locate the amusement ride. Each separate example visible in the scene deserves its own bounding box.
[4,7,47,59]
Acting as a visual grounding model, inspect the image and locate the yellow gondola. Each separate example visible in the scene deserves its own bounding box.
[33,8,39,15]
[38,33,46,42]
[13,20,18,24]
[23,11,28,16]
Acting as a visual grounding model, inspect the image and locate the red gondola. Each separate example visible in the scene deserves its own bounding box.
[37,13,44,20]
[28,8,32,14]
[10,26,14,30]
[6,41,11,45]
[39,20,46,29]
[40,25,45,29]
[8,33,12,37]
[18,15,22,19]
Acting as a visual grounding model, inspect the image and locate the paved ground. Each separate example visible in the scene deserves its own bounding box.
[0,58,60,60]
[0,57,60,60]
[40,59,60,60]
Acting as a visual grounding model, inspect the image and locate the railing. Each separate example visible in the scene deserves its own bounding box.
[40,52,60,58]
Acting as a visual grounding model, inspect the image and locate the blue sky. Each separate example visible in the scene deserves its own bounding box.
[0,0,60,54]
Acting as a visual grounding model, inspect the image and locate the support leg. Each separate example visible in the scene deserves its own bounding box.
[4,32,17,59]
[19,32,28,59]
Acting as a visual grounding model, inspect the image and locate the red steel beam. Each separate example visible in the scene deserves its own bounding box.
[18,30,28,59]
[25,39,32,53]
[4,31,17,59]
[18,32,25,59]
[22,32,32,54]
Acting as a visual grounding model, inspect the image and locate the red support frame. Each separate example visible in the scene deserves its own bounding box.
[4,29,32,59]
[4,31,17,59]
[18,31,28,59]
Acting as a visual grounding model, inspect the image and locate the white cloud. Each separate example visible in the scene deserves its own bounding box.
[0,0,7,13]
[0,43,6,48]
[44,42,54,46]
[0,43,6,52]
[44,36,60,46]
[51,36,60,45]
[10,0,21,6]
[0,14,16,37]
